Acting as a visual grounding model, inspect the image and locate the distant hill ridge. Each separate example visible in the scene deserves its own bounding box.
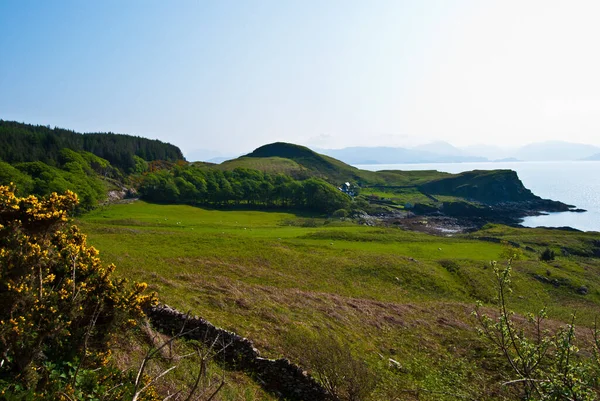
[318,145,487,164]
[316,140,600,164]
[582,153,600,161]
[0,120,184,172]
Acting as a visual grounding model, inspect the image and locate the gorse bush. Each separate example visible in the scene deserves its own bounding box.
[0,185,157,400]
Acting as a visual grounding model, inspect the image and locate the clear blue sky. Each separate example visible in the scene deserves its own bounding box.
[2,1,600,159]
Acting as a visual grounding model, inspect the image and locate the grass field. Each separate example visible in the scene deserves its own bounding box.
[79,201,600,400]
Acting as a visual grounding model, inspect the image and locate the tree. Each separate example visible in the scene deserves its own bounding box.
[302,178,351,213]
[139,171,180,203]
[174,176,198,204]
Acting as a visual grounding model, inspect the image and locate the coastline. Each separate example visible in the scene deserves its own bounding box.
[356,161,600,232]
[361,199,588,236]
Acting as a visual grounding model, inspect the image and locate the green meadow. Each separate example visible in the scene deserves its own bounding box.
[79,201,600,400]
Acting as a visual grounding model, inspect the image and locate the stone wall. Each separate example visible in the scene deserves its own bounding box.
[146,304,329,401]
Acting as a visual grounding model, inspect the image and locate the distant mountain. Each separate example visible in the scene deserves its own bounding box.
[315,140,600,164]
[185,148,239,163]
[412,141,466,157]
[317,145,487,165]
[512,141,600,161]
[461,144,516,161]
[492,157,522,162]
[207,156,234,164]
[581,153,600,161]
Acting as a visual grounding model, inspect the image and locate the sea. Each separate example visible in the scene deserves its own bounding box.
[355,161,600,232]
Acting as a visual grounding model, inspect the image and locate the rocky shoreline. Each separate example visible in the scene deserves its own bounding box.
[357,198,585,235]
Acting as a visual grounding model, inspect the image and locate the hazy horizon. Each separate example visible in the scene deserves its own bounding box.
[3,1,600,156]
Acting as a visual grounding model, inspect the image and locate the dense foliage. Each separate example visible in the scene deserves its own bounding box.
[139,165,352,213]
[0,120,184,173]
[0,148,113,210]
[0,186,157,400]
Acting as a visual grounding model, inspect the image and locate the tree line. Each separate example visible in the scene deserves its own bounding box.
[0,120,184,173]
[139,165,351,214]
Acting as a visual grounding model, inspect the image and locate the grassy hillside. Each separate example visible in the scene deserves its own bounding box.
[230,142,385,184]
[79,201,600,400]
[216,156,309,177]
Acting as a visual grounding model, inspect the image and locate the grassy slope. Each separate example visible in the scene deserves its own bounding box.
[223,142,388,184]
[79,202,600,400]
[215,156,309,176]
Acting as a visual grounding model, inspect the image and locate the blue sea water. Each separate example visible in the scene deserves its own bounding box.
[355,161,600,232]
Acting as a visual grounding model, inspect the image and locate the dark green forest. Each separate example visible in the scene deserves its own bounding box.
[0,120,184,172]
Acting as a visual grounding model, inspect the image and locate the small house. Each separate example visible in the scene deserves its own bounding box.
[339,182,356,197]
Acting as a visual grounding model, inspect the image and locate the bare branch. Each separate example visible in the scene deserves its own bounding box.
[132,365,177,401]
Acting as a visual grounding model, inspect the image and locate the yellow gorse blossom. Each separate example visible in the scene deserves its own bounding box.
[0,185,158,397]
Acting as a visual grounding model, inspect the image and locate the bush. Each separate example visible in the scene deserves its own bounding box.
[474,260,600,400]
[499,240,524,261]
[332,209,349,218]
[0,185,157,399]
[540,247,556,261]
[298,334,378,401]
[439,259,460,273]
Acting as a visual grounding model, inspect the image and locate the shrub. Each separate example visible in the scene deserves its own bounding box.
[298,334,378,401]
[474,260,600,400]
[540,247,556,261]
[332,209,349,218]
[499,240,524,261]
[0,185,157,399]
[439,259,460,273]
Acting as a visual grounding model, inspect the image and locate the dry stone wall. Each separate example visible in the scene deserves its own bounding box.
[146,304,329,401]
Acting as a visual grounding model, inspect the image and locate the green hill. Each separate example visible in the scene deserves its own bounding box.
[226,142,384,184]
[216,155,309,177]
[418,169,539,203]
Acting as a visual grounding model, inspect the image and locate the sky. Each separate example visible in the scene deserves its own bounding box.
[2,1,600,159]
